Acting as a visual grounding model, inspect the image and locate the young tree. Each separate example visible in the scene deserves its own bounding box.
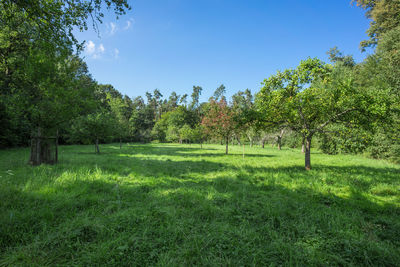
[107,92,130,148]
[69,111,116,154]
[179,124,193,144]
[202,98,236,154]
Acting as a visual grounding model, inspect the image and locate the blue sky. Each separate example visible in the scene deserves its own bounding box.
[76,0,371,102]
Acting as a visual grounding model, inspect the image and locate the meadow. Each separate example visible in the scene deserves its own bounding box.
[0,143,399,266]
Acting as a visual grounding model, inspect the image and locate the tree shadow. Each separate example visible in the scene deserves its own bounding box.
[238,164,400,194]
[1,168,399,266]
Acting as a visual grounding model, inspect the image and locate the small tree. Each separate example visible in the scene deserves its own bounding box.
[191,125,206,148]
[108,93,130,148]
[69,111,116,153]
[202,99,236,154]
[179,124,193,144]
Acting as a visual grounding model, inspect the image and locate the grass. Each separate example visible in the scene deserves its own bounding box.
[0,143,399,266]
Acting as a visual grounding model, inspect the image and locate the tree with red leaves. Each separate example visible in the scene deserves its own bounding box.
[201,99,236,154]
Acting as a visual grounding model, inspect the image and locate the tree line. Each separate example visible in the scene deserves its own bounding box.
[0,0,399,170]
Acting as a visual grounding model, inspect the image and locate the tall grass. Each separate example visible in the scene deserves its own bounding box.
[1,143,399,266]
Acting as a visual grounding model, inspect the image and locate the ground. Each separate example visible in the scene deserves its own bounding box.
[0,143,399,266]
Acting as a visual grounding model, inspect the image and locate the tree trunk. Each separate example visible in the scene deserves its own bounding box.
[243,143,245,158]
[277,136,281,150]
[301,136,305,153]
[36,127,41,163]
[225,136,229,154]
[120,138,122,149]
[55,129,59,163]
[237,137,241,146]
[95,138,100,154]
[305,136,312,170]
[30,127,42,165]
[221,139,223,145]
[262,139,265,148]
[29,127,54,166]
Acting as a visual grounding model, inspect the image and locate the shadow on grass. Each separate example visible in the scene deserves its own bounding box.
[1,168,399,266]
[2,143,399,265]
[76,144,275,158]
[69,144,400,194]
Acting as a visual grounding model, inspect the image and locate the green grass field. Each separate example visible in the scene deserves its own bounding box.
[0,143,399,266]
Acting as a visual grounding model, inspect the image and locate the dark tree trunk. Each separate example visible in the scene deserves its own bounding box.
[277,136,281,150]
[55,129,58,163]
[29,127,54,165]
[262,139,265,148]
[301,136,305,153]
[225,136,229,154]
[305,135,312,170]
[221,139,223,145]
[95,138,100,154]
[120,138,122,149]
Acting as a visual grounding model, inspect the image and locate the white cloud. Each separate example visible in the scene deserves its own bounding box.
[124,18,135,30]
[114,48,120,59]
[110,22,117,35]
[98,44,105,53]
[84,41,106,59]
[124,20,132,30]
[85,40,96,55]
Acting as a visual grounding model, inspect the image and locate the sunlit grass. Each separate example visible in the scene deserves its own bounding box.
[0,143,399,266]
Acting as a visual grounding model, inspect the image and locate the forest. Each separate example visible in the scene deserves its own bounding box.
[1,0,400,266]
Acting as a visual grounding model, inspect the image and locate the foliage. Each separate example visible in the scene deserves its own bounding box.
[68,110,117,152]
[202,99,236,153]
[353,0,400,49]
[256,57,389,169]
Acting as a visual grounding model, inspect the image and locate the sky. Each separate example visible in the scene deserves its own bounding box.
[75,0,371,102]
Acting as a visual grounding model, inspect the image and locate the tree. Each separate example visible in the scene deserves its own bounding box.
[3,0,130,51]
[167,91,180,111]
[353,0,400,50]
[151,106,196,142]
[202,98,236,154]
[180,94,188,107]
[231,89,258,154]
[190,86,202,111]
[0,0,130,164]
[69,110,117,153]
[256,57,387,170]
[191,125,206,148]
[107,92,130,148]
[212,84,226,101]
[179,124,193,144]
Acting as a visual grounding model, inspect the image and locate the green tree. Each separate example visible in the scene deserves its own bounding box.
[69,110,117,153]
[353,0,400,50]
[256,57,387,170]
[107,92,130,148]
